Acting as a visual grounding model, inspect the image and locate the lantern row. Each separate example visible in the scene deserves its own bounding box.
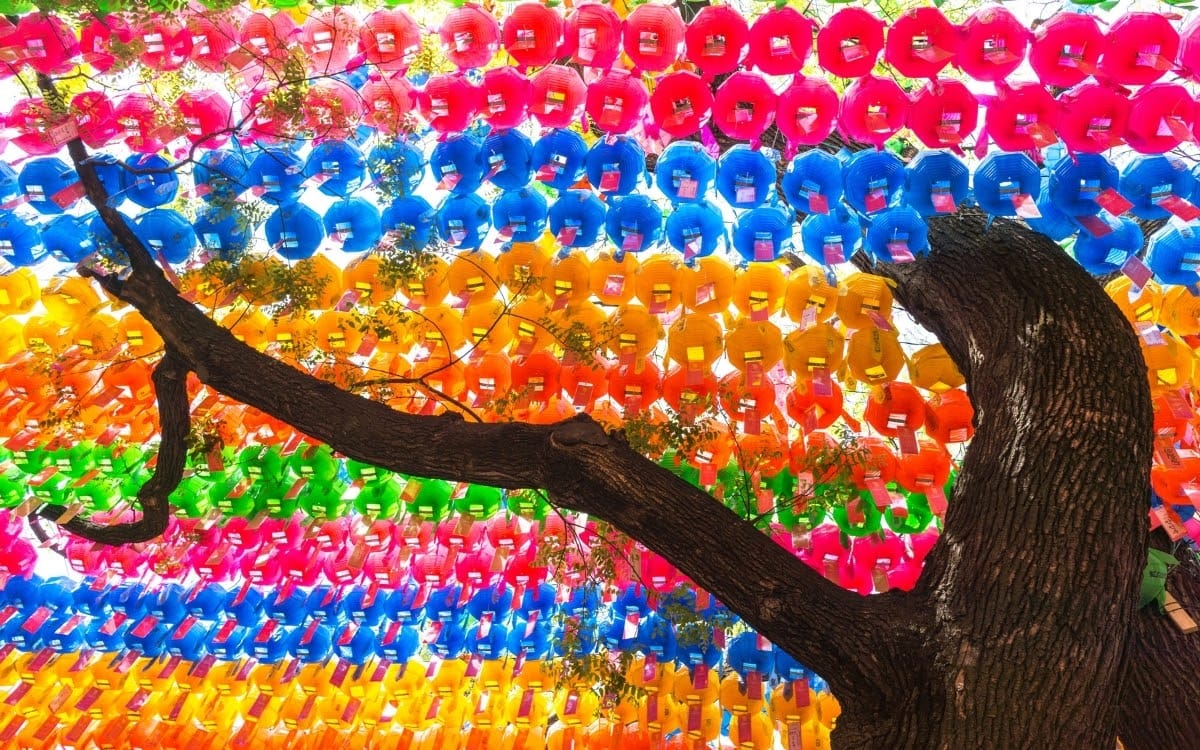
[0,646,838,750]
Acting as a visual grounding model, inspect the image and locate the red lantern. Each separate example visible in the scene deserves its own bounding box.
[418,73,481,135]
[1100,12,1179,86]
[303,79,364,140]
[502,2,563,69]
[116,93,176,154]
[136,16,192,72]
[178,89,232,148]
[362,74,418,134]
[924,389,974,446]
[6,98,59,156]
[1029,12,1103,88]
[440,3,501,71]
[240,86,291,145]
[907,79,978,150]
[560,357,610,409]
[884,7,959,80]
[15,13,79,75]
[480,67,531,131]
[662,367,718,421]
[984,82,1058,152]
[79,15,133,74]
[70,91,119,149]
[839,75,907,148]
[511,351,563,404]
[775,77,838,147]
[649,71,713,138]
[863,382,925,438]
[187,16,237,74]
[528,64,586,129]
[712,71,777,143]
[563,3,622,69]
[622,3,685,73]
[299,7,361,74]
[785,379,843,432]
[586,70,648,134]
[238,12,297,67]
[746,6,814,76]
[957,6,1029,82]
[1126,83,1195,155]
[816,8,885,79]
[1055,82,1130,154]
[685,5,749,76]
[360,9,422,73]
[609,359,663,414]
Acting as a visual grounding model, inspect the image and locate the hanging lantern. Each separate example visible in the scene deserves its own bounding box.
[1101,12,1179,86]
[237,12,297,67]
[972,151,1041,218]
[665,201,725,261]
[360,9,422,73]
[884,7,959,79]
[125,153,180,208]
[864,207,930,263]
[15,13,79,74]
[782,150,842,217]
[481,66,531,131]
[298,7,360,74]
[816,7,885,79]
[0,212,47,266]
[324,198,383,253]
[18,157,77,216]
[733,206,791,264]
[586,71,649,134]
[383,195,436,250]
[437,194,491,251]
[839,75,907,148]
[532,128,588,191]
[266,205,325,260]
[70,90,119,149]
[177,90,231,149]
[800,209,861,266]
[775,76,838,148]
[440,3,501,71]
[685,5,749,76]
[957,6,1029,82]
[303,78,363,139]
[418,73,481,136]
[563,2,622,68]
[79,14,133,74]
[605,194,662,257]
[362,74,417,134]
[1055,82,1130,153]
[193,148,249,203]
[187,15,237,74]
[116,92,178,154]
[909,343,965,392]
[135,15,192,72]
[369,139,425,197]
[585,135,645,197]
[716,145,775,210]
[1029,12,1103,88]
[649,71,713,139]
[843,149,906,215]
[623,3,685,72]
[747,6,814,76]
[134,209,197,265]
[924,389,974,446]
[984,82,1058,152]
[1073,217,1142,275]
[655,141,716,204]
[905,150,969,217]
[483,129,535,191]
[711,71,777,143]
[550,189,606,249]
[247,147,306,206]
[907,79,978,150]
[1126,84,1195,155]
[1047,152,1119,217]
[503,2,563,69]
[1147,224,1200,287]
[783,266,839,326]
[528,64,586,129]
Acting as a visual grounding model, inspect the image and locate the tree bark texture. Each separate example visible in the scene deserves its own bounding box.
[47,118,1197,747]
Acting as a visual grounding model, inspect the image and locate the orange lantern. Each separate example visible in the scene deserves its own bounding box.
[678,256,735,314]
[731,263,785,321]
[590,251,641,306]
[608,357,663,414]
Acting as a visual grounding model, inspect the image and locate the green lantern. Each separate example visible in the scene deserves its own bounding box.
[831,490,884,537]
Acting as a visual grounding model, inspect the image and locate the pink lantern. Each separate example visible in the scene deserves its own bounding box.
[711,71,777,143]
[187,16,238,74]
[418,73,481,135]
[136,16,192,71]
[238,12,298,67]
[639,551,681,594]
[1100,12,1179,86]
[1055,82,1130,153]
[984,82,1058,152]
[1029,12,1103,88]
[241,86,292,144]
[685,5,749,76]
[414,549,456,588]
[362,74,418,134]
[278,543,323,587]
[178,89,232,148]
[1179,15,1200,82]
[586,70,648,134]
[746,6,814,76]
[299,7,361,74]
[116,93,177,153]
[907,79,978,150]
[440,3,501,71]
[1126,83,1195,154]
[360,9,422,73]
[0,16,16,79]
[816,7,885,79]
[455,550,499,588]
[528,64,586,129]
[502,2,563,69]
[563,2,622,69]
[622,3,685,73]
[957,6,1029,82]
[7,98,60,155]
[839,75,907,148]
[486,515,533,553]
[650,70,713,138]
[303,78,364,139]
[884,7,959,80]
[71,90,119,148]
[16,13,80,75]
[775,76,838,147]
[79,14,133,74]
[481,66,531,131]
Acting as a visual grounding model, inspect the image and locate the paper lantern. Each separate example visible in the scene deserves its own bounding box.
[847,327,904,385]
[66,90,117,149]
[550,189,606,249]
[585,135,646,196]
[41,214,96,263]
[324,198,383,253]
[136,16,192,71]
[774,76,838,149]
[972,151,1041,218]
[430,134,485,194]
[1029,12,1103,88]
[716,145,775,209]
[419,73,481,135]
[481,66,531,131]
[817,7,885,78]
[623,3,685,73]
[6,98,59,156]
[362,74,417,134]
[746,6,814,76]
[493,187,548,243]
[299,7,361,74]
[907,79,978,150]
[1126,84,1196,155]
[984,82,1057,152]
[134,209,197,265]
[503,2,563,68]
[194,148,249,203]
[303,139,366,198]
[782,150,842,216]
[360,9,422,73]
[0,211,47,266]
[662,365,718,417]
[1025,192,1080,243]
[436,193,492,250]
[905,151,969,218]
[924,389,974,445]
[655,141,715,204]
[194,204,249,260]
[247,147,306,206]
[124,153,180,208]
[1101,12,1178,86]
[368,139,425,197]
[187,15,238,73]
[838,273,893,330]
[1120,154,1197,221]
[957,6,1029,82]
[440,3,501,70]
[839,75,907,148]
[863,207,929,264]
[1147,224,1200,287]
[884,7,958,80]
[1073,217,1142,275]
[909,343,965,392]
[685,5,749,76]
[711,71,776,143]
[79,14,133,74]
[116,93,176,153]
[238,11,297,66]
[733,206,791,263]
[665,202,724,260]
[302,78,363,139]
[585,71,649,134]
[783,266,838,326]
[532,128,588,191]
[649,71,713,139]
[1055,82,1129,154]
[17,157,77,216]
[800,209,861,266]
[605,194,662,257]
[1047,152,1118,217]
[16,13,79,74]
[563,2,622,68]
[529,64,586,129]
[483,129,534,191]
[176,89,231,149]
[1181,14,1200,82]
[266,204,325,260]
[843,149,905,215]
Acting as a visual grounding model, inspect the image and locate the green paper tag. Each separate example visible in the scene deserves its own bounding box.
[1139,548,1179,612]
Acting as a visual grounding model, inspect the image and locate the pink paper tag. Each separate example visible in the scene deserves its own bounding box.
[1097,189,1133,216]
[1012,193,1041,218]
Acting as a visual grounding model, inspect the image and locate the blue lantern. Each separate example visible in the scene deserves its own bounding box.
[782,150,843,215]
[655,140,716,205]
[864,207,930,263]
[324,197,383,252]
[531,128,588,191]
[716,145,775,209]
[585,135,646,196]
[304,139,367,198]
[842,150,906,216]
[436,193,492,250]
[265,204,325,260]
[605,193,662,257]
[482,129,535,191]
[904,150,969,217]
[733,205,792,263]
[492,188,548,243]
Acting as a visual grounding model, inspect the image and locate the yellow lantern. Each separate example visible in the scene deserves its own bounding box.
[731,263,785,320]
[1106,275,1161,326]
[783,323,845,377]
[908,343,964,392]
[0,267,38,314]
[117,310,164,358]
[666,313,723,376]
[606,304,663,363]
[846,327,905,385]
[783,266,839,326]
[462,299,515,354]
[498,242,552,294]
[542,253,593,309]
[342,254,398,307]
[678,255,736,314]
[634,254,684,314]
[446,251,501,306]
[837,273,894,329]
[724,318,783,385]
